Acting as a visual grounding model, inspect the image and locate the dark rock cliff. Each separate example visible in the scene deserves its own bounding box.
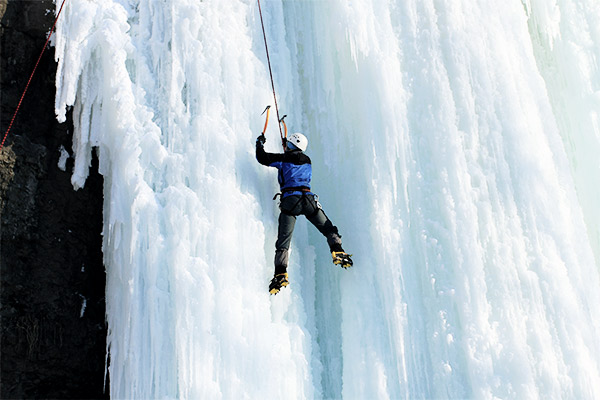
[1,0,107,398]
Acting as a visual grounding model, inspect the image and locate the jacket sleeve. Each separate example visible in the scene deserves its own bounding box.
[256,141,285,166]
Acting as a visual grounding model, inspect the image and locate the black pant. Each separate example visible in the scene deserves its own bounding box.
[274,194,342,274]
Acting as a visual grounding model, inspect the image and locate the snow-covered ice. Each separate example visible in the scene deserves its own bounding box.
[57,144,69,171]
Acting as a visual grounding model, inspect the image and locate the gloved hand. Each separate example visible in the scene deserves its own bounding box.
[256,134,266,146]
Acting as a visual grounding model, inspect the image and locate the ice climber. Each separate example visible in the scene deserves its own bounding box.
[256,131,353,295]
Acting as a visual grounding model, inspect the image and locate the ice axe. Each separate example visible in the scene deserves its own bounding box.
[279,114,288,148]
[261,105,271,137]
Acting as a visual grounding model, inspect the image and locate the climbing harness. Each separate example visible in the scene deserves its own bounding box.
[257,0,287,149]
[274,190,322,221]
[0,0,69,152]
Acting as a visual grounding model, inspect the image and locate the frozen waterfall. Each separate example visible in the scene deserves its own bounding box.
[54,0,600,398]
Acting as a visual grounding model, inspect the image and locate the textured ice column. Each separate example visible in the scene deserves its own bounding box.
[55,0,320,398]
[283,0,600,399]
[54,0,600,399]
[524,0,600,267]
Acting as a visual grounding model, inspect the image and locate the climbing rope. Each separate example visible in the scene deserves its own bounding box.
[0,0,68,152]
[257,0,286,149]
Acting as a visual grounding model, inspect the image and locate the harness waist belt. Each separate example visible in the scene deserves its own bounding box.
[273,187,311,200]
[281,186,311,193]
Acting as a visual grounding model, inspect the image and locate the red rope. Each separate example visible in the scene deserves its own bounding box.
[0,0,68,152]
[257,0,285,149]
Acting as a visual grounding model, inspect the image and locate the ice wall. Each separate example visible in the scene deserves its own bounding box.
[54,0,600,399]
[523,0,600,267]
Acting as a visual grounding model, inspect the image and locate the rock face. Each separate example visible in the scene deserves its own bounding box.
[1,1,107,398]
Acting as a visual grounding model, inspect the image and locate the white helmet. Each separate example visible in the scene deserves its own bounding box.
[287,132,308,151]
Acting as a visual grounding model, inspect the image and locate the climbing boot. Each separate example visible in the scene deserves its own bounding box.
[269,273,289,295]
[332,251,353,269]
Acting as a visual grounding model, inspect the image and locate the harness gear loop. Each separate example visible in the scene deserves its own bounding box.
[257,0,285,150]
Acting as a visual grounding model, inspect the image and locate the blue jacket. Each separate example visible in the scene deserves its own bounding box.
[256,141,313,197]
